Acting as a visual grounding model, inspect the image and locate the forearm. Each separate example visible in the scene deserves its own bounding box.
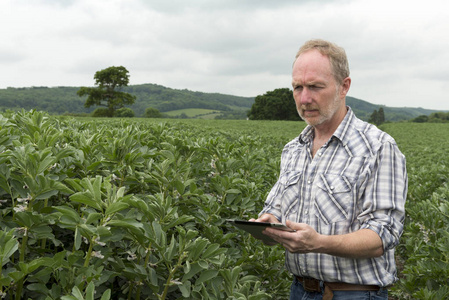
[265,221,384,259]
[315,228,383,259]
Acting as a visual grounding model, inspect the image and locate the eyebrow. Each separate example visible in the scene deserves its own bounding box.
[291,80,325,86]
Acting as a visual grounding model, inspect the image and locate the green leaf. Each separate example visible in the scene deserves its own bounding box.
[0,231,19,267]
[8,270,25,281]
[37,154,56,175]
[100,289,111,300]
[165,215,195,230]
[201,243,226,259]
[34,177,73,200]
[105,201,129,216]
[151,221,166,249]
[27,283,48,292]
[54,206,81,223]
[71,285,84,300]
[165,235,177,261]
[70,192,103,211]
[31,225,54,240]
[96,225,112,237]
[65,178,84,193]
[187,238,208,261]
[196,269,218,285]
[106,219,144,241]
[19,257,53,274]
[14,211,33,228]
[85,212,103,225]
[189,181,198,193]
[179,280,191,298]
[226,189,241,194]
[174,180,185,195]
[182,262,206,282]
[85,281,95,300]
[74,226,82,250]
[91,176,103,204]
[149,267,158,287]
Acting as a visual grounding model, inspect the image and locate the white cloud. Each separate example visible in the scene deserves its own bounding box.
[0,0,448,110]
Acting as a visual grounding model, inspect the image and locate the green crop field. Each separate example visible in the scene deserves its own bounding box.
[0,110,448,299]
[163,108,222,119]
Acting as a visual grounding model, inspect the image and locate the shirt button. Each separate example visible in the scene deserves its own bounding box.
[305,210,309,215]
[318,152,322,156]
[308,180,312,184]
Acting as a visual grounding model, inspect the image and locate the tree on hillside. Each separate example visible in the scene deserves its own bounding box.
[369,107,385,126]
[145,107,163,118]
[429,111,449,122]
[247,88,301,121]
[411,115,429,123]
[77,66,136,117]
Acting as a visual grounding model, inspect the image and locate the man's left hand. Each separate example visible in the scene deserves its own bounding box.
[263,220,321,253]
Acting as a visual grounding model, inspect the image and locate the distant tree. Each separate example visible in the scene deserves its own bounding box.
[115,107,135,118]
[91,108,110,118]
[369,110,378,125]
[378,107,385,124]
[77,66,136,117]
[428,111,449,122]
[247,88,301,121]
[411,115,429,123]
[369,108,385,126]
[145,107,163,118]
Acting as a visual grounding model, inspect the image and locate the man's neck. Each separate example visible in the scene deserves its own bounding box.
[311,106,348,156]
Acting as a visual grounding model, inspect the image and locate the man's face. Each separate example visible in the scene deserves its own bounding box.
[292,50,348,128]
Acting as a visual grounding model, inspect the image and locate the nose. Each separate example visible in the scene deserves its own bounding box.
[295,88,312,106]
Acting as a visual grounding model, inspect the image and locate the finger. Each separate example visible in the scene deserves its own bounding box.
[286,220,305,231]
[257,214,278,223]
[264,227,288,243]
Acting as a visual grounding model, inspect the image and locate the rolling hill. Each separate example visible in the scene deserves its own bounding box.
[0,84,443,121]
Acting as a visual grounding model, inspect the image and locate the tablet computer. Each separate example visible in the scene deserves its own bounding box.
[226,219,295,244]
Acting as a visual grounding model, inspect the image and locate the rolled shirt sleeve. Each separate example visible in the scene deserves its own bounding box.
[358,141,408,251]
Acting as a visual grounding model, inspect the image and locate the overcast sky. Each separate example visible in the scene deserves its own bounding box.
[1,0,449,110]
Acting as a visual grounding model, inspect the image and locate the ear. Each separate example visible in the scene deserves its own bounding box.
[339,77,351,98]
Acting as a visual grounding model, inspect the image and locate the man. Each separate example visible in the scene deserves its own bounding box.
[253,39,408,300]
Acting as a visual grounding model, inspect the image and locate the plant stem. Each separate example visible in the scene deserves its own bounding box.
[40,198,49,249]
[84,239,94,267]
[135,243,152,300]
[160,253,185,300]
[15,228,29,300]
[127,282,134,300]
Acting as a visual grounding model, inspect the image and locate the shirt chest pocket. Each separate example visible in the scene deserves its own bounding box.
[278,171,302,217]
[314,174,353,224]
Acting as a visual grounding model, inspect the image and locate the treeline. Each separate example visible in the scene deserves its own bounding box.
[411,112,449,123]
[0,86,91,114]
[0,84,254,117]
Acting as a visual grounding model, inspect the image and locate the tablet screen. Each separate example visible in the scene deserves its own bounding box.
[226,219,295,244]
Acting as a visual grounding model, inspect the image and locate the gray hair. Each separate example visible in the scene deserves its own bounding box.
[295,39,350,84]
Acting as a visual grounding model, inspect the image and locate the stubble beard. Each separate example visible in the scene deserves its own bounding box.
[297,90,342,127]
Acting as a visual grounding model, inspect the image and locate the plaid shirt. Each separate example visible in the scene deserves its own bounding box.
[260,107,407,287]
